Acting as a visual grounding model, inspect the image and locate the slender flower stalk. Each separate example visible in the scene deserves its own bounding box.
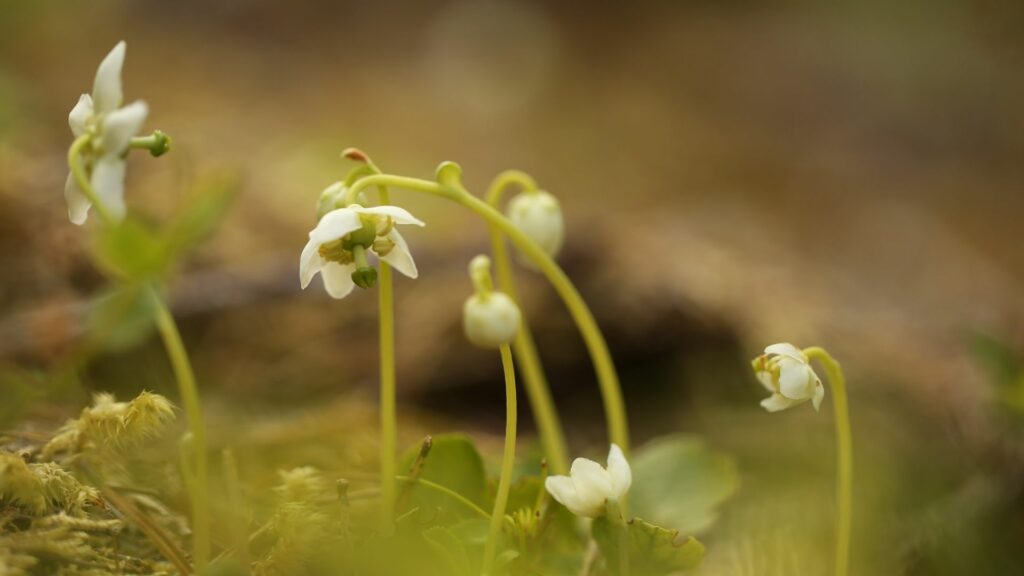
[150,290,211,573]
[483,343,518,575]
[375,182,399,532]
[344,171,630,454]
[803,346,853,576]
[485,170,569,475]
[463,255,521,575]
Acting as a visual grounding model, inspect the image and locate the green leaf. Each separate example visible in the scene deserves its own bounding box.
[163,172,239,259]
[593,516,705,575]
[84,284,156,352]
[423,526,473,576]
[629,434,738,535]
[399,434,487,516]
[90,218,170,280]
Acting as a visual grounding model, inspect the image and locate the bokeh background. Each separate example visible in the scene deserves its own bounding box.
[1,0,1023,574]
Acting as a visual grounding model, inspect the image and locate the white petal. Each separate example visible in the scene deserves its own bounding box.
[812,382,825,411]
[320,262,357,299]
[545,476,594,518]
[299,239,327,289]
[90,156,127,221]
[606,444,632,500]
[68,94,93,137]
[64,172,91,225]
[764,342,806,363]
[570,457,613,512]
[761,394,797,413]
[353,204,425,227]
[309,208,362,244]
[378,229,418,279]
[779,360,816,400]
[99,101,148,156]
[756,369,777,393]
[92,41,126,114]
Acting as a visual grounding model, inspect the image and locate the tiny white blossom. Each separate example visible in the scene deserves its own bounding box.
[753,343,824,412]
[544,444,631,518]
[463,291,521,349]
[507,190,564,263]
[299,202,424,299]
[65,41,149,225]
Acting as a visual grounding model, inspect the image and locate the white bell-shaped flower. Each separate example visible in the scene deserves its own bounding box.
[507,190,564,262]
[753,343,825,412]
[463,292,521,349]
[544,444,632,518]
[299,202,424,299]
[462,255,521,348]
[65,41,149,225]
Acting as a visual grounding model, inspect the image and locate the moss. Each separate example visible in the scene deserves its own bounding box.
[41,392,175,459]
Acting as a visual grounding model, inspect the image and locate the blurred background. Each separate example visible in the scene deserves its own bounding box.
[1,0,1023,573]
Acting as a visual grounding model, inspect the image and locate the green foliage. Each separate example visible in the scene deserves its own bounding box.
[87,175,238,283]
[971,332,1024,418]
[398,434,487,516]
[84,284,157,353]
[629,435,739,535]
[593,517,705,575]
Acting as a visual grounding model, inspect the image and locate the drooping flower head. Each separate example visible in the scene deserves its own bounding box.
[752,343,824,412]
[462,255,521,348]
[507,189,564,266]
[65,41,149,225]
[299,195,424,299]
[545,444,631,518]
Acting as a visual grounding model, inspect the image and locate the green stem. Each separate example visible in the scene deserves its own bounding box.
[372,175,399,533]
[804,347,852,576]
[378,260,397,531]
[68,135,114,225]
[345,174,630,453]
[395,476,491,520]
[485,171,570,475]
[483,344,519,575]
[151,288,210,573]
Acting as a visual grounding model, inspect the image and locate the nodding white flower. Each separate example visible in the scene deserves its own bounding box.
[299,202,424,299]
[463,291,521,348]
[544,444,631,518]
[753,343,824,412]
[507,190,564,262]
[65,41,149,225]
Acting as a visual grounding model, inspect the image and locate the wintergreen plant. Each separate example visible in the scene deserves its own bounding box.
[63,41,211,572]
[752,343,853,576]
[461,255,521,575]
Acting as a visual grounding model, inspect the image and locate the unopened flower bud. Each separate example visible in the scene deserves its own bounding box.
[462,255,521,348]
[463,292,521,349]
[507,190,564,262]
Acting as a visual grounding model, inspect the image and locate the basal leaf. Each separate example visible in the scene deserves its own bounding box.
[593,516,705,575]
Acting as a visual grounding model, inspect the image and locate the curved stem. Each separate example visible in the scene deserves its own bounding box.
[68,135,114,225]
[483,344,518,575]
[485,171,569,475]
[395,476,490,520]
[346,174,630,453]
[804,347,852,576]
[150,287,210,573]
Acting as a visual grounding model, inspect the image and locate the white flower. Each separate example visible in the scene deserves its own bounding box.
[463,291,521,348]
[507,191,564,263]
[544,444,632,518]
[753,343,824,412]
[299,203,424,299]
[65,41,149,225]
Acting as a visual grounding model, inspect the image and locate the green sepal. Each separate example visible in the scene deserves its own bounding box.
[592,516,705,575]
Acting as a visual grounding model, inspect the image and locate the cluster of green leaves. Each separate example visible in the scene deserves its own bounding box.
[85,175,238,354]
[203,434,735,576]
